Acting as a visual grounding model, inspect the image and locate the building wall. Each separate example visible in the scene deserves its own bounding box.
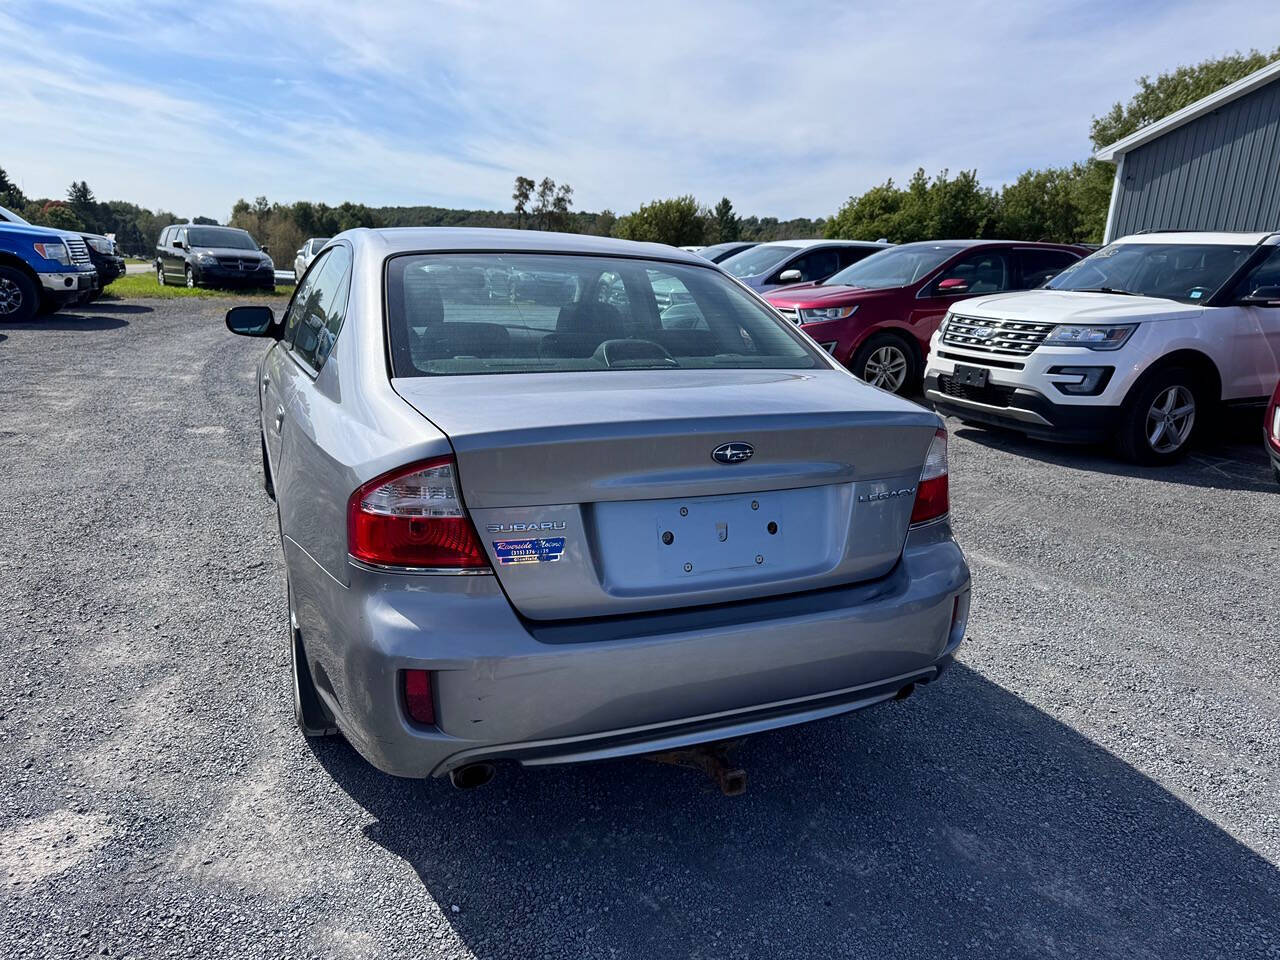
[1108,79,1280,240]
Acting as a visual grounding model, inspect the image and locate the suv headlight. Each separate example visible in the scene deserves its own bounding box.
[1042,324,1136,351]
[32,241,70,265]
[799,305,857,322]
[86,236,114,255]
[261,256,274,269]
[197,253,219,265]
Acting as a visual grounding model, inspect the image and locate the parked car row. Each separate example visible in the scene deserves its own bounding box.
[0,203,125,318]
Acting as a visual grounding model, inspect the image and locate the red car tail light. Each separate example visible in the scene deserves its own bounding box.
[402,669,436,725]
[347,456,489,569]
[910,428,950,526]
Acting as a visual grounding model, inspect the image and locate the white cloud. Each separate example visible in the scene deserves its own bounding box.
[2,0,1279,219]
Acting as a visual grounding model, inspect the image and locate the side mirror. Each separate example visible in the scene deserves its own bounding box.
[296,248,304,257]
[261,245,270,254]
[225,305,279,338]
[937,277,969,294]
[1240,285,1280,307]
[778,269,803,283]
[173,240,184,250]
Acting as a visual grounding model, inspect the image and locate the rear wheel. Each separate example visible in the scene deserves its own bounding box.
[850,333,917,395]
[1114,366,1202,464]
[0,266,39,323]
[288,586,338,738]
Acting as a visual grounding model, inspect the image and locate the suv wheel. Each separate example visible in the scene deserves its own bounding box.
[1115,367,1201,464]
[185,266,195,288]
[0,265,38,323]
[288,586,338,738]
[851,333,916,394]
[156,263,165,286]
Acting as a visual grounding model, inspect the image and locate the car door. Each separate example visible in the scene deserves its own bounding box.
[155,227,170,274]
[168,228,188,280]
[1015,248,1081,290]
[766,247,841,289]
[1223,246,1280,399]
[906,248,1013,345]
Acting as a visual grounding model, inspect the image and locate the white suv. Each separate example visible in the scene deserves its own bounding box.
[923,232,1280,463]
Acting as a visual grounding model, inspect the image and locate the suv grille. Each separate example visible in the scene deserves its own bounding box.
[938,375,1017,408]
[64,236,91,266]
[942,315,1054,356]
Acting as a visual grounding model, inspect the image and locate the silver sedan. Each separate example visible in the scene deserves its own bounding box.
[226,228,970,788]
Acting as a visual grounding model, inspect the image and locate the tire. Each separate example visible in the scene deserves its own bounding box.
[156,263,165,286]
[1113,366,1203,465]
[260,433,275,500]
[288,586,338,738]
[0,265,39,323]
[849,332,917,395]
[185,266,195,288]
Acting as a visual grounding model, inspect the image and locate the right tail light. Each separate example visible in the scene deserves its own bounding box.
[910,428,950,526]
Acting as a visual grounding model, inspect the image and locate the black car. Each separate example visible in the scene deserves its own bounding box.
[155,224,274,291]
[697,241,757,263]
[81,232,125,301]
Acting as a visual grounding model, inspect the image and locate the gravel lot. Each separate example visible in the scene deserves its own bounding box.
[1,297,1277,959]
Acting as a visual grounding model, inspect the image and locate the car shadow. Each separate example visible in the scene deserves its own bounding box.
[77,300,154,315]
[308,665,1279,958]
[948,406,1275,493]
[0,314,130,331]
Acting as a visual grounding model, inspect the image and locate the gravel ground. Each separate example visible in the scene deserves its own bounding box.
[1,297,1277,960]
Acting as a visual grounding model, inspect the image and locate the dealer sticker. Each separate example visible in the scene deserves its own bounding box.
[492,537,566,565]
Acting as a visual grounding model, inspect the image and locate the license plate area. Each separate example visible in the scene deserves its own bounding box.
[591,485,841,594]
[952,363,989,388]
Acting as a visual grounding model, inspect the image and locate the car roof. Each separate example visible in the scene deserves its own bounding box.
[344,227,717,266]
[757,238,888,250]
[1114,231,1276,246]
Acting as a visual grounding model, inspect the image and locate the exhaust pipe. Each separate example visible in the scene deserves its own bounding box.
[894,682,916,701]
[449,762,496,789]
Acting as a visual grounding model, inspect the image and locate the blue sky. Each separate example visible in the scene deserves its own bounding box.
[3,0,1278,221]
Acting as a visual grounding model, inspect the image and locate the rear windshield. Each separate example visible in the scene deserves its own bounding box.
[187,227,258,250]
[1045,242,1256,303]
[385,253,822,377]
[825,243,957,289]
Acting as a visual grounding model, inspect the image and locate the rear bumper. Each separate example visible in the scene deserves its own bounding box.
[287,522,971,778]
[924,372,1117,443]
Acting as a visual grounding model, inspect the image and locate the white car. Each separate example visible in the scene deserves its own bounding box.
[293,237,330,282]
[924,232,1280,464]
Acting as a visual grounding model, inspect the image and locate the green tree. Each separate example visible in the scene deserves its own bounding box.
[533,177,556,230]
[825,169,995,243]
[0,166,26,210]
[615,196,706,246]
[711,197,740,243]
[35,202,85,231]
[1090,46,1280,150]
[512,176,534,229]
[551,182,574,232]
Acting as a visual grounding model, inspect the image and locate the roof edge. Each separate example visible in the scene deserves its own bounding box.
[1094,58,1280,162]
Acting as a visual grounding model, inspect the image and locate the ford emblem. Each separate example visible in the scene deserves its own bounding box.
[712,442,754,464]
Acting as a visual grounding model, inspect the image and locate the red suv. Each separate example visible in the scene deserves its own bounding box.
[765,240,1088,394]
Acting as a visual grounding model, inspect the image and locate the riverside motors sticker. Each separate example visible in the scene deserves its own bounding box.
[492,537,566,565]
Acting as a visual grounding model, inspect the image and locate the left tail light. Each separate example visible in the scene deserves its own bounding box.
[910,428,950,526]
[347,456,489,569]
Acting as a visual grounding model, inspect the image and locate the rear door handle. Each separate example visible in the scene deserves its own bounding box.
[273,405,285,433]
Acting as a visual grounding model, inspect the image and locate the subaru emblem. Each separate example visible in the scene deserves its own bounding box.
[712,442,754,464]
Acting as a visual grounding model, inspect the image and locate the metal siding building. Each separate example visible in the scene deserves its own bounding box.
[1097,61,1280,242]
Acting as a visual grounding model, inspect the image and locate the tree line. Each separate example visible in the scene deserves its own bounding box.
[3,46,1272,257]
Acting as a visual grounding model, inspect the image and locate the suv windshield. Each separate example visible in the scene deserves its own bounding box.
[720,244,796,278]
[1046,242,1255,303]
[386,253,822,377]
[824,244,957,289]
[187,227,258,251]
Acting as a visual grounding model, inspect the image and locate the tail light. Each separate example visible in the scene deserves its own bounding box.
[402,669,436,725]
[347,456,489,569]
[910,428,950,526]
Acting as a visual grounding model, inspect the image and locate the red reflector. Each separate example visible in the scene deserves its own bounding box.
[402,670,436,725]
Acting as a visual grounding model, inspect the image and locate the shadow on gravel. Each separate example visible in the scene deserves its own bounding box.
[76,301,155,315]
[311,665,1280,958]
[0,314,130,331]
[952,406,1275,493]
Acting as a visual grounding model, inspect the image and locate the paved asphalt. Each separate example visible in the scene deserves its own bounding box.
[0,297,1277,959]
